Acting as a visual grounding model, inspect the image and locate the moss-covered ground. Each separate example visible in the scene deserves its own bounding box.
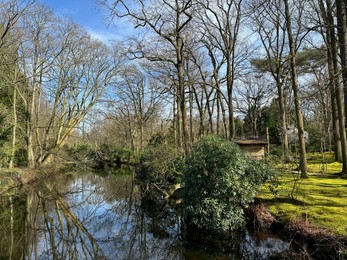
[258,152,347,237]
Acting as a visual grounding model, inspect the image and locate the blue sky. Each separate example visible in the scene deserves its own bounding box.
[40,0,133,42]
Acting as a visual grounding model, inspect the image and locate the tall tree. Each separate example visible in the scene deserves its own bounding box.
[111,65,162,151]
[17,3,56,167]
[184,41,217,137]
[336,0,347,121]
[99,0,193,151]
[316,0,345,164]
[15,4,118,167]
[197,0,244,139]
[249,0,291,160]
[284,0,308,178]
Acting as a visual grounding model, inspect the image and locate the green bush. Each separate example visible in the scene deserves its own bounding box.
[269,145,283,159]
[65,143,140,169]
[138,135,183,187]
[68,143,95,161]
[112,146,140,165]
[182,135,274,234]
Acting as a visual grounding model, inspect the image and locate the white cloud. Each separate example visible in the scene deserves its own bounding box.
[86,21,136,43]
[87,28,121,43]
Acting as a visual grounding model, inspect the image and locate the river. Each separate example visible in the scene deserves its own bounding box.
[0,170,289,259]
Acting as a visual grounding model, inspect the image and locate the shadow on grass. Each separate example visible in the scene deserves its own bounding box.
[258,197,309,206]
[313,202,347,207]
[321,173,346,178]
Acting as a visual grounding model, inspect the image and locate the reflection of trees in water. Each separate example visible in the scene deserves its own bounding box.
[24,182,105,259]
[0,172,288,259]
[0,194,26,259]
[1,171,183,259]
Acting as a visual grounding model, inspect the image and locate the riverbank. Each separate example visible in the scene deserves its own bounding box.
[0,166,64,195]
[252,153,347,258]
[246,202,347,259]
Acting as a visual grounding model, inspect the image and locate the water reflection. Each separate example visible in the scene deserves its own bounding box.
[0,171,289,259]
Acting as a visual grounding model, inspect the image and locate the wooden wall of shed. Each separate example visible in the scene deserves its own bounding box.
[238,145,265,160]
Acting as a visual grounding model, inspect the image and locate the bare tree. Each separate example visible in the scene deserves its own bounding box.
[198,27,228,137]
[111,65,163,151]
[99,0,194,151]
[336,0,347,120]
[235,74,272,137]
[197,0,244,139]
[0,0,36,50]
[184,41,216,138]
[16,4,118,166]
[318,0,347,172]
[248,0,291,161]
[16,3,57,167]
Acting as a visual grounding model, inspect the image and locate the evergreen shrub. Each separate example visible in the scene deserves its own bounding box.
[183,135,275,233]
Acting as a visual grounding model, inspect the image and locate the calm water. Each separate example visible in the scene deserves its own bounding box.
[0,171,289,259]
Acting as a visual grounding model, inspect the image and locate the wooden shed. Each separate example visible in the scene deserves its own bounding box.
[234,139,268,160]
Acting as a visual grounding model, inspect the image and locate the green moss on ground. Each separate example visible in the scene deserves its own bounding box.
[259,153,347,237]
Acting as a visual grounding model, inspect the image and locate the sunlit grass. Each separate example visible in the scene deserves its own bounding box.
[258,152,347,236]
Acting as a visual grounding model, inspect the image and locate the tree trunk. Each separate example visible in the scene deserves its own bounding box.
[175,87,181,147]
[277,76,290,162]
[216,85,221,135]
[221,97,228,138]
[204,87,214,134]
[189,84,194,142]
[26,114,35,168]
[331,87,342,162]
[179,73,189,151]
[284,0,308,178]
[319,0,343,162]
[227,58,235,140]
[9,87,17,169]
[172,87,179,145]
[321,0,342,161]
[329,0,347,171]
[336,0,347,118]
[177,44,189,151]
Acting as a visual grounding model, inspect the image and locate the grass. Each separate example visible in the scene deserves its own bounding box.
[258,152,347,237]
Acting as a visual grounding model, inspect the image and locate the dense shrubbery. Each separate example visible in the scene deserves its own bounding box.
[67,144,95,163]
[136,134,184,215]
[138,134,184,192]
[112,146,141,165]
[137,135,276,233]
[66,144,140,169]
[182,135,275,234]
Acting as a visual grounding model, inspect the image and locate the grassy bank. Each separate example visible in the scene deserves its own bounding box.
[258,152,347,237]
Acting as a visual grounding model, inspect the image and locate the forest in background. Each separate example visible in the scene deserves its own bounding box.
[0,0,347,179]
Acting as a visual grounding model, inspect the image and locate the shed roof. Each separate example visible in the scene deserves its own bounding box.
[234,139,268,145]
